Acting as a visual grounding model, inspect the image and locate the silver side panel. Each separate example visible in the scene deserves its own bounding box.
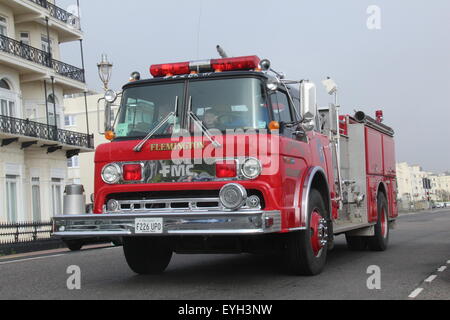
[334,123,369,229]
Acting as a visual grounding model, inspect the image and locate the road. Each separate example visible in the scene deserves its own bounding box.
[0,209,449,300]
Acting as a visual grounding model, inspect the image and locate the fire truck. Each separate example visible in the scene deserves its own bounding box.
[53,54,398,276]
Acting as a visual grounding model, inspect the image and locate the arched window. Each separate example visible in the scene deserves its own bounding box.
[0,78,15,117]
[47,93,57,104]
[0,78,11,90]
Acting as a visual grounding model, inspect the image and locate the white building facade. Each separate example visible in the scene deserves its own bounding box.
[396,162,450,210]
[0,0,93,223]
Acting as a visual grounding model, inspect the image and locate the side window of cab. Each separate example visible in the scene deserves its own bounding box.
[271,91,294,136]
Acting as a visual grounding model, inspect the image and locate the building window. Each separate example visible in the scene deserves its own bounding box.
[64,115,76,127]
[41,34,53,53]
[0,78,16,118]
[6,175,18,223]
[20,32,30,45]
[0,16,7,36]
[31,178,41,222]
[67,156,80,168]
[51,178,63,217]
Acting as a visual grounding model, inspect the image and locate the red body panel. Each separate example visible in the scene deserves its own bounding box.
[364,125,398,221]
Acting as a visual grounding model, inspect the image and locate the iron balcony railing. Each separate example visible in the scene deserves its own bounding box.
[0,34,85,83]
[0,221,53,245]
[28,0,81,30]
[0,114,93,149]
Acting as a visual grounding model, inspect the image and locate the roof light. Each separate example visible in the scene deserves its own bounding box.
[150,62,190,78]
[149,55,261,78]
[211,56,260,72]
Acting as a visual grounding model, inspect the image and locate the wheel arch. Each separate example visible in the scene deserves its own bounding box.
[301,167,332,228]
[377,181,390,216]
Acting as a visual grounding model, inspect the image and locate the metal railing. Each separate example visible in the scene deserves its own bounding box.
[28,0,81,30]
[0,34,85,83]
[0,221,53,245]
[52,58,85,83]
[0,114,93,149]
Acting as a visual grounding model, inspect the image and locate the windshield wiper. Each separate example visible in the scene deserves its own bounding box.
[133,96,178,152]
[187,97,221,148]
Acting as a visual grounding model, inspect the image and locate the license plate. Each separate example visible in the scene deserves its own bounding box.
[135,218,163,234]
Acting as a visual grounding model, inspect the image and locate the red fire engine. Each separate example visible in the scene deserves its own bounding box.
[53,54,398,276]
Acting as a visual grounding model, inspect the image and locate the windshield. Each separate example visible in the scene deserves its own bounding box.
[115,77,269,138]
[189,78,269,132]
[115,82,183,138]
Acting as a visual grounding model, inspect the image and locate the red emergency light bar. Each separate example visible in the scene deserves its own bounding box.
[150,56,261,78]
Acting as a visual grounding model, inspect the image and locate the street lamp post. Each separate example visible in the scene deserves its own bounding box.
[97,54,113,91]
[97,54,113,132]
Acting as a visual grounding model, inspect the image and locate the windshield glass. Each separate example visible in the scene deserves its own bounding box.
[115,77,269,138]
[115,82,184,138]
[189,78,269,131]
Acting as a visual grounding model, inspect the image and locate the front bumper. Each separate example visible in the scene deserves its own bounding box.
[52,210,282,238]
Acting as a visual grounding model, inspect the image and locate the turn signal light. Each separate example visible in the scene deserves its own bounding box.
[216,162,237,178]
[268,121,280,131]
[123,164,142,181]
[105,130,116,141]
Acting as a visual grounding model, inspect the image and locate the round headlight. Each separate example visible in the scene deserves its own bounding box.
[219,183,247,211]
[102,163,121,184]
[104,89,117,103]
[241,158,262,179]
[107,199,120,212]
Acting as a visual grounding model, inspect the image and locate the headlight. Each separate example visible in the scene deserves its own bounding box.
[241,158,262,179]
[107,199,120,212]
[220,183,247,211]
[104,89,117,103]
[102,163,121,184]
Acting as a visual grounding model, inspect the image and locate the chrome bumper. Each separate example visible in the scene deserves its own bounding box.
[52,210,282,238]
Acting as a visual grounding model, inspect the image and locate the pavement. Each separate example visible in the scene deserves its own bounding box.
[0,209,449,300]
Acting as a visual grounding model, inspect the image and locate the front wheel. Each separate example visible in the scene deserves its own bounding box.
[65,240,83,252]
[123,237,172,275]
[285,189,329,276]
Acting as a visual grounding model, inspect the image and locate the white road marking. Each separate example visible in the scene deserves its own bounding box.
[437,266,447,272]
[424,275,437,283]
[408,288,424,299]
[0,254,65,265]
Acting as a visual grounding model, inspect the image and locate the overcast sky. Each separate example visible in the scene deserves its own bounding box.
[57,0,450,173]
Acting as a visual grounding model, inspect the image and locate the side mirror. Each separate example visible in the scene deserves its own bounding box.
[104,102,112,132]
[300,81,317,131]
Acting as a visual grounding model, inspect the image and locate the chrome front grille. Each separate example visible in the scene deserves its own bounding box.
[105,197,260,213]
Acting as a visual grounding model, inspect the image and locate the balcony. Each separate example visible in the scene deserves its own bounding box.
[0,114,94,151]
[28,0,81,31]
[0,34,85,83]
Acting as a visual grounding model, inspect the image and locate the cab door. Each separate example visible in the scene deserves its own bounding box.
[270,90,309,227]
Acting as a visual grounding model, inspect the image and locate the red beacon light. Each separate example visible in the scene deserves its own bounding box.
[150,55,261,78]
[376,110,384,123]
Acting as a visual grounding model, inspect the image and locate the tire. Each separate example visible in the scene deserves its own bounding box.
[367,193,389,251]
[112,238,123,247]
[65,240,83,252]
[345,235,367,251]
[285,189,329,276]
[123,237,172,275]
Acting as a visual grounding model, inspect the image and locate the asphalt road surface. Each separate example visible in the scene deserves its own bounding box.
[0,209,449,300]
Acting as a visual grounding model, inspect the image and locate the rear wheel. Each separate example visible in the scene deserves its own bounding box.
[367,193,389,251]
[65,240,83,252]
[285,189,329,276]
[123,237,172,275]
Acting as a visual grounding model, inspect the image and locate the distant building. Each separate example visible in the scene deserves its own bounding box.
[396,162,450,210]
[0,0,93,223]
